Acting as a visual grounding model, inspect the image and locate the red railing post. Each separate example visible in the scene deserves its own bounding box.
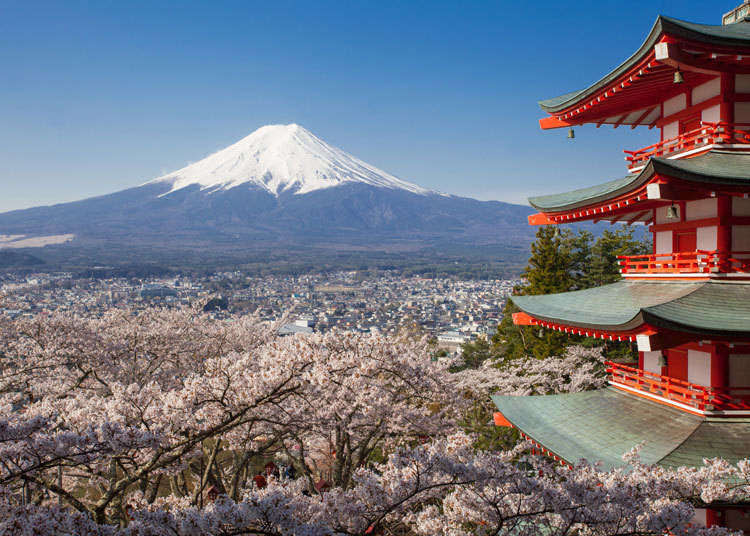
[606,361,750,413]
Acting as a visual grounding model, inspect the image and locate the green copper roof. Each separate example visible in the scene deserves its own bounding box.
[540,16,750,114]
[529,175,637,212]
[511,280,750,337]
[492,387,750,470]
[643,281,750,337]
[528,151,750,212]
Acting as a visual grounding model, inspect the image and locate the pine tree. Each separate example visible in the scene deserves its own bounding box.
[492,225,650,362]
[584,227,651,288]
[496,226,574,360]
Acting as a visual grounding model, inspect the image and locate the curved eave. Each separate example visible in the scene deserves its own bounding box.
[511,280,750,339]
[492,388,750,471]
[539,16,750,115]
[528,151,750,214]
[528,172,647,213]
[510,281,700,333]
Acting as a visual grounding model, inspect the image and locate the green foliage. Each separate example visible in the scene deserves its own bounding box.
[522,226,573,294]
[459,402,519,451]
[582,228,651,288]
[488,226,650,363]
[455,337,493,371]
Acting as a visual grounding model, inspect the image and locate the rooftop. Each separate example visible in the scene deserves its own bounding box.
[511,279,750,337]
[539,16,750,116]
[528,150,750,214]
[492,387,750,470]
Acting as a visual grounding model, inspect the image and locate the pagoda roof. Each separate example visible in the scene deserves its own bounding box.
[529,150,750,212]
[492,387,750,470]
[539,16,750,115]
[511,280,750,338]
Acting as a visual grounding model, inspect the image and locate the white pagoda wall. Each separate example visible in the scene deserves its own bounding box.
[687,350,711,387]
[642,351,662,375]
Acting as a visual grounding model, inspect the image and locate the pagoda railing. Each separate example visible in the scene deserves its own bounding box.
[624,121,750,171]
[606,361,750,413]
[618,250,750,275]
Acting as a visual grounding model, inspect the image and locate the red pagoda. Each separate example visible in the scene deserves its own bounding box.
[493,3,750,532]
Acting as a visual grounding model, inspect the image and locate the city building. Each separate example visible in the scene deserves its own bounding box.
[493,4,750,531]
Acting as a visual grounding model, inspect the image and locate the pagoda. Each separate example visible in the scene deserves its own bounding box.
[493,3,750,531]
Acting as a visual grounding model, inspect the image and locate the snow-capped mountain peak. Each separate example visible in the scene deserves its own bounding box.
[148,124,430,197]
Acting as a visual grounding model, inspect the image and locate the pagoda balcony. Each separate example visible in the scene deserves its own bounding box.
[606,361,750,414]
[624,122,750,172]
[618,250,750,276]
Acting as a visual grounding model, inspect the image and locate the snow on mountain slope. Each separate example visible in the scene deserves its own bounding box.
[147,124,431,197]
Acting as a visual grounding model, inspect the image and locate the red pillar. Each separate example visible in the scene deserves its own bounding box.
[706,508,723,528]
[711,344,730,390]
[717,195,732,252]
[720,73,735,124]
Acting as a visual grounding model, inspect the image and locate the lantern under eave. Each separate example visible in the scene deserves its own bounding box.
[494,6,750,532]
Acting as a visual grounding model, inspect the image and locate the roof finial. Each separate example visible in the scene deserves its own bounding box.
[723,0,750,25]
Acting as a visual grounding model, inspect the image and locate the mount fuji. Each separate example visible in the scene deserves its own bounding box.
[149,124,431,197]
[0,124,536,268]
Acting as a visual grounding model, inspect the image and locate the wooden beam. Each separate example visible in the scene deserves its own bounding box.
[654,94,721,128]
[612,114,627,129]
[493,412,512,427]
[539,116,575,130]
[528,213,558,226]
[636,329,696,352]
[630,106,658,129]
[609,212,627,225]
[512,312,536,326]
[654,42,750,75]
[646,182,676,201]
[626,210,650,225]
[651,216,720,232]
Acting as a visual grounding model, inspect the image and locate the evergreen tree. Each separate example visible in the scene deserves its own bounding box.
[583,227,651,288]
[488,225,651,363]
[496,226,574,360]
[522,226,573,294]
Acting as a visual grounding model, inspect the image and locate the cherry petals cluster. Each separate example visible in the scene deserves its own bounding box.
[451,345,607,404]
[0,307,747,535]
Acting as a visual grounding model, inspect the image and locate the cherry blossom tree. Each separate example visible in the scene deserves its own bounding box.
[0,306,456,525]
[451,345,607,404]
[0,306,746,535]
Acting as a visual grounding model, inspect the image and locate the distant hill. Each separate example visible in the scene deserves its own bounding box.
[0,250,44,268]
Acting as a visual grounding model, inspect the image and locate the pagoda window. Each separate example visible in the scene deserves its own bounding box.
[734,101,750,123]
[731,225,750,251]
[701,104,720,123]
[687,349,712,387]
[729,353,750,391]
[686,198,718,220]
[663,93,687,117]
[662,120,679,141]
[735,74,750,94]
[642,350,664,375]
[732,197,750,216]
[696,226,718,250]
[692,78,721,106]
[655,230,673,254]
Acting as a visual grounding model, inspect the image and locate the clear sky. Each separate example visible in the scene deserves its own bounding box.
[0,0,740,213]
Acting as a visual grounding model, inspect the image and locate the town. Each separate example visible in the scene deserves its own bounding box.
[0,270,518,352]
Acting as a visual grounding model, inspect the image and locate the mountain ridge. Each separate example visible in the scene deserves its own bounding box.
[0,124,537,270]
[147,124,432,198]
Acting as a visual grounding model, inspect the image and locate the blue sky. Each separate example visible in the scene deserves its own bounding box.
[0,0,740,212]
